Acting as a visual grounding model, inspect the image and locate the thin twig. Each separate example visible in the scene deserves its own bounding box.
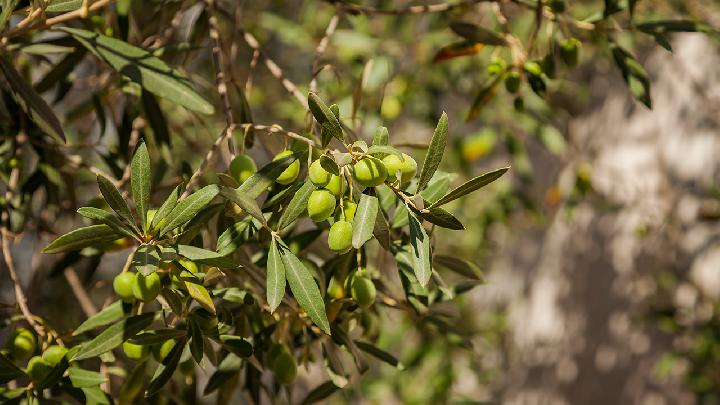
[206,0,236,158]
[309,12,341,94]
[63,267,97,317]
[4,0,115,39]
[326,0,489,15]
[241,31,308,108]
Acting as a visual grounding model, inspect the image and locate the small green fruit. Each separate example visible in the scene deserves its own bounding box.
[42,345,68,366]
[308,159,332,187]
[153,339,176,362]
[26,356,52,383]
[123,341,149,361]
[307,189,336,222]
[350,274,376,308]
[8,157,19,168]
[113,272,136,302]
[353,157,387,188]
[7,328,35,361]
[132,272,161,303]
[328,220,353,254]
[325,174,345,197]
[224,202,245,218]
[273,150,300,185]
[504,71,521,93]
[560,38,581,68]
[382,153,417,183]
[327,276,345,299]
[229,154,257,184]
[334,199,357,222]
[271,348,297,385]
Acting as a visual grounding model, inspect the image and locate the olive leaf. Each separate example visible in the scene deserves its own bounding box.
[151,185,180,232]
[131,140,151,232]
[72,312,155,361]
[278,181,316,230]
[77,207,138,240]
[157,185,219,236]
[43,225,121,254]
[450,22,508,46]
[267,239,286,313]
[68,368,106,388]
[145,339,185,397]
[354,340,404,370]
[308,93,343,146]
[407,211,432,287]
[238,155,296,198]
[417,112,448,193]
[96,174,138,231]
[610,42,652,108]
[431,166,509,207]
[203,354,242,395]
[352,194,379,249]
[73,301,129,336]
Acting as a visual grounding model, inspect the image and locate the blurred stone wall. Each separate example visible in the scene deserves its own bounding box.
[478,33,720,405]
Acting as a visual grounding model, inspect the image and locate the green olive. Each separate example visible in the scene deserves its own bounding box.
[132,272,162,303]
[328,220,353,254]
[350,274,376,308]
[353,157,387,188]
[224,202,245,218]
[308,159,332,187]
[504,71,521,93]
[26,355,52,383]
[382,153,417,183]
[307,189,336,222]
[122,341,149,361]
[229,154,257,184]
[272,150,300,185]
[7,328,35,361]
[560,38,581,68]
[113,272,136,302]
[271,347,297,385]
[42,345,68,366]
[327,276,345,299]
[153,339,176,362]
[325,174,345,197]
[334,199,357,222]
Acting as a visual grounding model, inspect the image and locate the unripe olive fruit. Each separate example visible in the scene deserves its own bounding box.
[191,308,218,332]
[224,202,245,218]
[334,199,357,222]
[153,339,176,362]
[271,348,297,385]
[7,328,35,361]
[272,150,300,185]
[307,189,336,222]
[132,272,161,303]
[549,0,566,13]
[328,220,353,254]
[353,157,387,188]
[122,341,149,361]
[42,345,67,366]
[382,153,417,184]
[523,61,543,77]
[504,71,521,93]
[327,276,345,299]
[26,356,52,382]
[8,157,19,168]
[113,272,136,302]
[560,38,581,68]
[325,174,345,197]
[308,159,332,187]
[230,154,257,184]
[350,274,376,308]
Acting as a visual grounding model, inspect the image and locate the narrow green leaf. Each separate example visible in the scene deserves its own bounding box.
[145,339,185,397]
[0,351,25,384]
[132,245,162,276]
[0,54,65,142]
[450,22,507,46]
[416,206,464,230]
[352,194,378,249]
[417,112,448,193]
[179,270,216,314]
[81,386,111,404]
[278,243,330,334]
[431,166,509,207]
[308,93,343,146]
[0,0,21,32]
[267,239,286,313]
[73,301,128,335]
[72,313,155,361]
[278,181,316,230]
[95,175,137,229]
[372,208,391,251]
[189,321,204,364]
[354,340,404,370]
[301,380,340,405]
[158,185,219,236]
[610,42,652,108]
[151,185,180,231]
[237,155,296,198]
[636,20,717,36]
[77,207,137,240]
[176,244,238,268]
[219,186,266,225]
[372,126,389,146]
[466,76,501,122]
[68,368,106,388]
[215,218,253,256]
[20,43,76,55]
[604,0,624,18]
[131,141,151,232]
[61,28,214,114]
[433,255,484,281]
[129,329,188,345]
[219,335,253,358]
[407,211,432,287]
[47,0,83,12]
[319,155,340,176]
[203,353,242,395]
[43,225,121,254]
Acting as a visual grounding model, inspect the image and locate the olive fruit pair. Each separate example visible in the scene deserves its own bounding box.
[266,344,297,385]
[6,328,36,361]
[113,271,162,303]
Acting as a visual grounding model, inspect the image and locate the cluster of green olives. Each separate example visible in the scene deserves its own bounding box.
[3,328,68,384]
[112,270,161,303]
[327,268,377,309]
[306,153,417,254]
